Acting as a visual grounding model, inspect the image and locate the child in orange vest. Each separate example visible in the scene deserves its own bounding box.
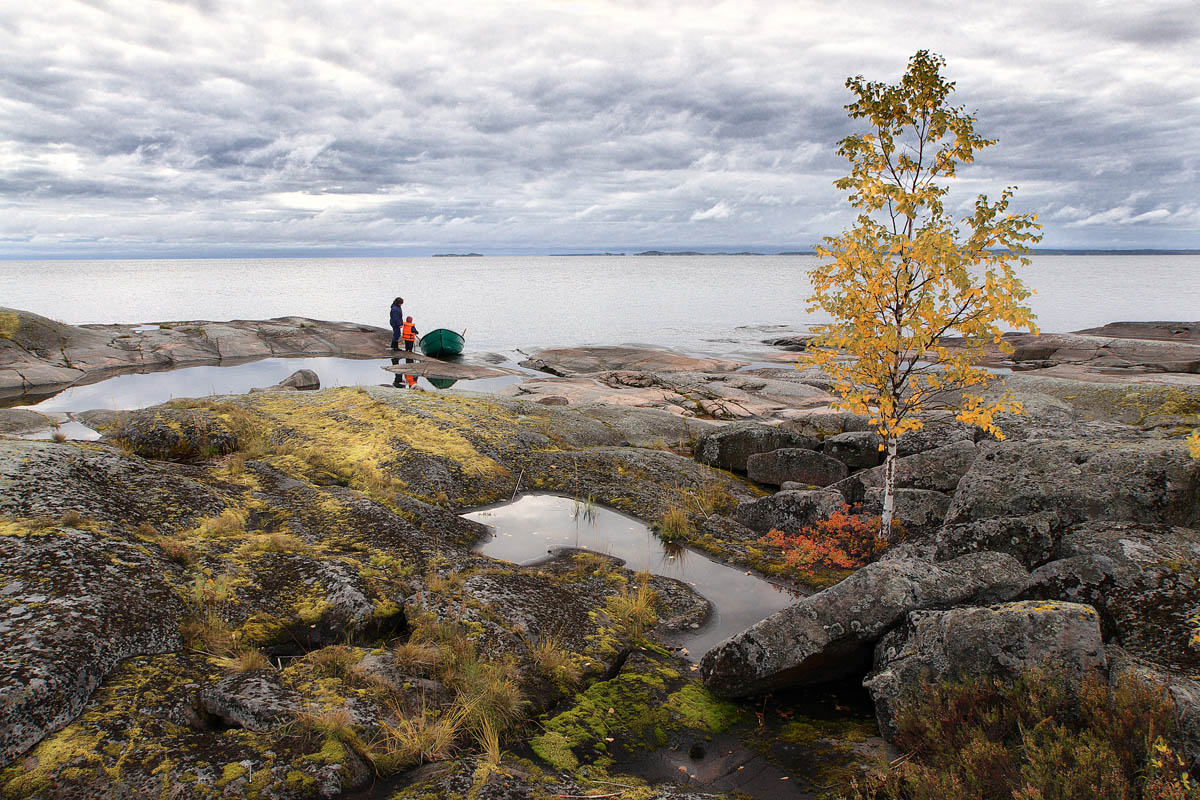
[401,316,419,353]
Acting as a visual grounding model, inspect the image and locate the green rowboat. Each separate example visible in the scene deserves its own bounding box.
[418,328,465,358]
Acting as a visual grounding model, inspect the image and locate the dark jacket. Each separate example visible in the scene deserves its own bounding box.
[389,303,404,329]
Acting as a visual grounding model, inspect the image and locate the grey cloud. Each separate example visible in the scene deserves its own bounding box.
[0,0,1197,254]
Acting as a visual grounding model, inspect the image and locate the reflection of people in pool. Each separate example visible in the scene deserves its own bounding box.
[388,356,422,389]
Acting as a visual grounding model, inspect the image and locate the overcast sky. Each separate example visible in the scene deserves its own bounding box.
[2,0,1198,258]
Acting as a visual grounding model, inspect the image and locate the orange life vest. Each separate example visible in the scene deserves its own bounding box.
[402,321,416,341]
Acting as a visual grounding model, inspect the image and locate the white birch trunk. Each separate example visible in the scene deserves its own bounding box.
[880,437,898,541]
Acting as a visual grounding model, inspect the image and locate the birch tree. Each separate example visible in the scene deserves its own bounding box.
[804,50,1042,539]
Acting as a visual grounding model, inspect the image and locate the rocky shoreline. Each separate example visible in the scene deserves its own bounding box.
[1,308,1199,799]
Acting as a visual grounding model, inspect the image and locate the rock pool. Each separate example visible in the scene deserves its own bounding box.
[465,493,798,660]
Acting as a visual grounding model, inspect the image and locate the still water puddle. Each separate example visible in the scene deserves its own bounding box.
[12,356,523,412]
[465,493,796,660]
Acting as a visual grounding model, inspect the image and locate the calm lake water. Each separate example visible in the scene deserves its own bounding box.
[5,254,1199,354]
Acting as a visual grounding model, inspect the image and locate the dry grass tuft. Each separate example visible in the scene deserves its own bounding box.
[196,508,247,538]
[605,576,658,639]
[242,532,307,553]
[370,698,474,774]
[217,647,271,673]
[694,479,738,516]
[392,640,443,676]
[181,572,239,656]
[305,645,359,678]
[58,510,85,528]
[157,537,198,566]
[292,705,358,747]
[222,451,247,476]
[655,505,692,542]
[528,631,581,688]
[473,716,502,767]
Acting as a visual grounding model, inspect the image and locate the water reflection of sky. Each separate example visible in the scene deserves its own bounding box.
[16,357,523,412]
[465,493,796,660]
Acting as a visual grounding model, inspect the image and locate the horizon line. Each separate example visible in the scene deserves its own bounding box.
[2,247,1200,261]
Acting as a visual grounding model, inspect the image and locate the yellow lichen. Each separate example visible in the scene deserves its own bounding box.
[0,309,19,341]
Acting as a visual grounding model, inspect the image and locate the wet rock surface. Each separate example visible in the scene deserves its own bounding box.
[0,306,400,399]
[699,552,1029,698]
[0,408,51,435]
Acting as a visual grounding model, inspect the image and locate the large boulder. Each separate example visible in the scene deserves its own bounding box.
[895,420,977,457]
[945,439,1200,529]
[864,600,1107,739]
[860,488,952,536]
[829,440,978,502]
[989,390,1080,440]
[746,448,848,487]
[278,368,319,390]
[824,430,883,469]
[935,511,1065,567]
[699,551,1029,697]
[249,368,321,393]
[1022,522,1200,672]
[733,489,846,534]
[781,411,873,440]
[694,423,817,472]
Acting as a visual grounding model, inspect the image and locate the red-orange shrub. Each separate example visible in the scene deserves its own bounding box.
[763,504,899,573]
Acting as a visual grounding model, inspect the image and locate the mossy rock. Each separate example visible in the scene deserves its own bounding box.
[0,653,370,799]
[108,408,240,462]
[529,649,743,772]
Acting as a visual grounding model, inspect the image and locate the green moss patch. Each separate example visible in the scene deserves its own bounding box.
[529,650,742,773]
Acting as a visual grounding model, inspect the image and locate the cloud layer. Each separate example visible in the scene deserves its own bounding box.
[2,0,1197,256]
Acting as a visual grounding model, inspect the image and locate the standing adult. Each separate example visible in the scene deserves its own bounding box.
[389,297,405,350]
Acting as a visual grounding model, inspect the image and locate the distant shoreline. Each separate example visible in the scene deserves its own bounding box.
[3,248,1199,261]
